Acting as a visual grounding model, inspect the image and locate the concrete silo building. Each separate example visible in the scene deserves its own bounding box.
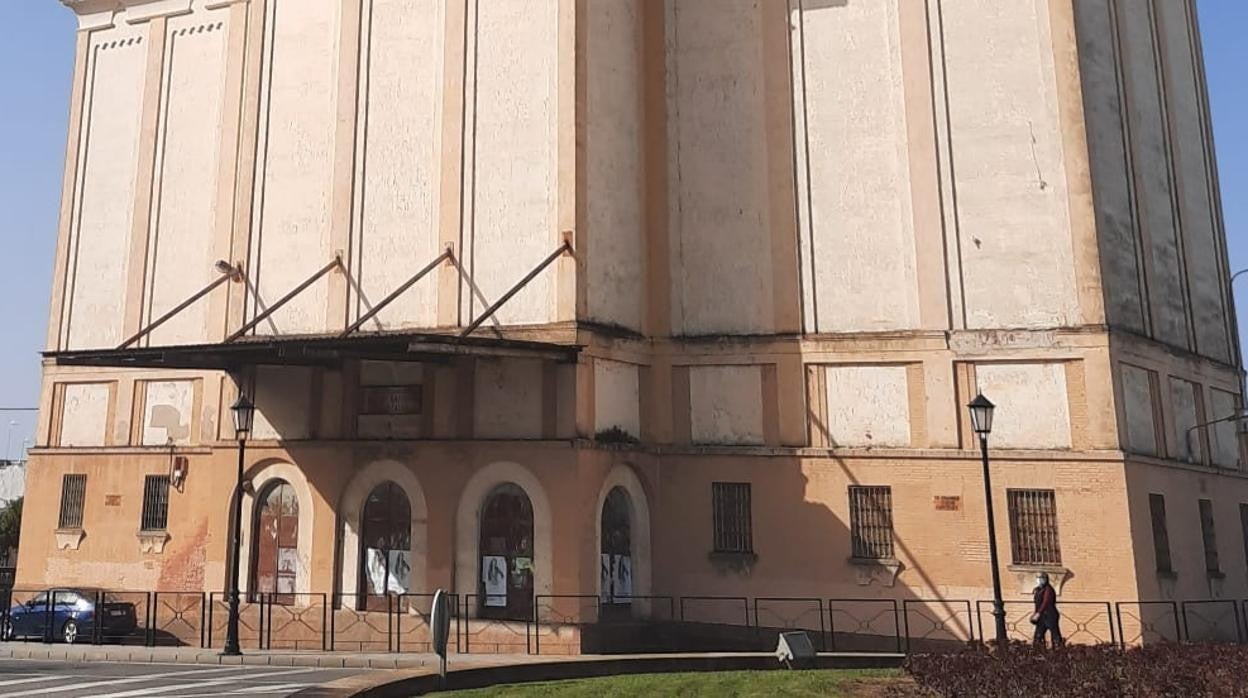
[18,0,1245,646]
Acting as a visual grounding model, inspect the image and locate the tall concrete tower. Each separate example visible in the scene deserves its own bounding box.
[18,0,1243,648]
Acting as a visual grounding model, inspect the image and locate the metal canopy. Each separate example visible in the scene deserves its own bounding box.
[46,330,579,371]
[54,242,580,371]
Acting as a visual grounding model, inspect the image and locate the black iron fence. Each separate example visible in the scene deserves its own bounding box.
[6,587,1248,655]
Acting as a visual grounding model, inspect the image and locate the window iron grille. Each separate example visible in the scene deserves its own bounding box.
[712,482,753,554]
[849,486,894,560]
[1007,489,1061,566]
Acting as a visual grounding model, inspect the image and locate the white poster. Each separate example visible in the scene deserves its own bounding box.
[365,548,387,595]
[600,554,612,602]
[388,550,411,594]
[482,555,508,607]
[613,555,633,601]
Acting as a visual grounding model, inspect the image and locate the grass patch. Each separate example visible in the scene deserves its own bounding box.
[429,669,913,697]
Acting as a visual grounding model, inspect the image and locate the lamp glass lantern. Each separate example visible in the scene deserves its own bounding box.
[231,394,256,439]
[967,394,995,438]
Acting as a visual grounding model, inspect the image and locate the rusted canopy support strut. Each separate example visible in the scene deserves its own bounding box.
[227,256,342,342]
[116,262,240,350]
[461,241,572,337]
[341,249,452,337]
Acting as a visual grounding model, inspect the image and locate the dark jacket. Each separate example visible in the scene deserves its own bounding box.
[1033,583,1059,620]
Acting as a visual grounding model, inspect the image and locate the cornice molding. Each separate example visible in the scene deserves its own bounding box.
[60,0,223,30]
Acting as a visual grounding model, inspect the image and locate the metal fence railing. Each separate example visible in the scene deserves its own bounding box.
[4,587,1248,654]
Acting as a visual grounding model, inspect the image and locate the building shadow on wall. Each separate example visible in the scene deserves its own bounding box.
[641,443,983,653]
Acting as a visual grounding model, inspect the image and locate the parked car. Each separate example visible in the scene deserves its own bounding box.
[1,589,138,644]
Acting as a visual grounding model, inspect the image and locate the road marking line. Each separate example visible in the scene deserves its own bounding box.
[0,666,246,697]
[86,668,321,698]
[173,684,314,697]
[0,676,74,688]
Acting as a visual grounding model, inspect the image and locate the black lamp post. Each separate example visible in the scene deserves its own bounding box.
[968,393,1008,649]
[223,393,255,657]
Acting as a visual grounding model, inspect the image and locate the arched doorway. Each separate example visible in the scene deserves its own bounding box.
[478,483,534,621]
[601,487,633,613]
[359,482,412,609]
[252,480,298,604]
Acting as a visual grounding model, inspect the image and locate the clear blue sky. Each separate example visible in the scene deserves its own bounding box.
[0,3,1245,460]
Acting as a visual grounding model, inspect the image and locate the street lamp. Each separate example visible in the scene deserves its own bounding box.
[223,393,255,657]
[4,421,16,463]
[968,393,1008,649]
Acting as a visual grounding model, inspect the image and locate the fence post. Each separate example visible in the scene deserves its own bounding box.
[901,601,911,653]
[145,592,154,647]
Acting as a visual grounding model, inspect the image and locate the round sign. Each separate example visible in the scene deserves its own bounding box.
[431,588,452,660]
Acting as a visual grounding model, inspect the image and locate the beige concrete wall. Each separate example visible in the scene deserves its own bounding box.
[791,0,918,333]
[665,0,773,335]
[350,0,444,331]
[1075,0,1235,363]
[818,365,912,448]
[584,0,643,332]
[940,0,1080,330]
[58,383,113,448]
[139,379,199,446]
[473,357,544,439]
[1120,363,1160,456]
[460,0,559,327]
[62,24,148,350]
[593,359,640,439]
[252,366,315,441]
[974,362,1072,450]
[247,0,341,335]
[143,10,231,346]
[688,365,764,446]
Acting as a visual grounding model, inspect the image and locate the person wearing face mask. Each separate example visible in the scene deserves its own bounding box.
[1030,572,1063,648]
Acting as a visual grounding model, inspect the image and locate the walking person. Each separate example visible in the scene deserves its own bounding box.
[1031,572,1063,648]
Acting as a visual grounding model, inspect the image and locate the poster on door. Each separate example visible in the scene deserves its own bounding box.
[482,555,508,607]
[613,555,632,601]
[599,554,612,603]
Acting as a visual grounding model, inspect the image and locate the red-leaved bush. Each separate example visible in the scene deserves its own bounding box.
[904,641,1248,697]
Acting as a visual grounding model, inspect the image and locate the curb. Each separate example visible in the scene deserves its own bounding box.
[0,643,435,670]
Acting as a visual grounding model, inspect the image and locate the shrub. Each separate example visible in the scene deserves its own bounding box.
[904,641,1248,697]
[595,426,640,444]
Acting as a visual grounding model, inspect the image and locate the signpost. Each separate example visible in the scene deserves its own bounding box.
[431,589,452,685]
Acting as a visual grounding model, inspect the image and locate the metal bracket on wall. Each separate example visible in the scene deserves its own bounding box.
[341,249,453,337]
[116,261,242,350]
[460,241,573,338]
[226,255,343,342]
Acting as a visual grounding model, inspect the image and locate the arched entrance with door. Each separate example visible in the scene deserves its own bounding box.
[594,465,652,614]
[358,482,412,609]
[251,479,299,604]
[600,487,633,614]
[478,483,534,621]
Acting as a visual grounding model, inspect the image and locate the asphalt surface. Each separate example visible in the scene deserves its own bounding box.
[0,658,366,697]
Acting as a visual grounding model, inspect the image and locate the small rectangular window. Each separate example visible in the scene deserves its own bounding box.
[712,482,753,554]
[1007,489,1061,566]
[1149,494,1172,573]
[849,486,894,560]
[141,475,171,532]
[1199,499,1220,573]
[58,474,87,530]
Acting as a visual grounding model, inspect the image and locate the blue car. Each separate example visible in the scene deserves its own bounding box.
[1,589,138,644]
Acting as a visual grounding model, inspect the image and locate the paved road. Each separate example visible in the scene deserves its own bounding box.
[0,658,366,697]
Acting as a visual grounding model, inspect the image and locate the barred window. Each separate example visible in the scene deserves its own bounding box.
[1007,489,1061,566]
[712,483,753,554]
[849,486,894,560]
[141,475,171,532]
[1199,499,1220,573]
[1149,494,1172,573]
[58,474,87,530]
